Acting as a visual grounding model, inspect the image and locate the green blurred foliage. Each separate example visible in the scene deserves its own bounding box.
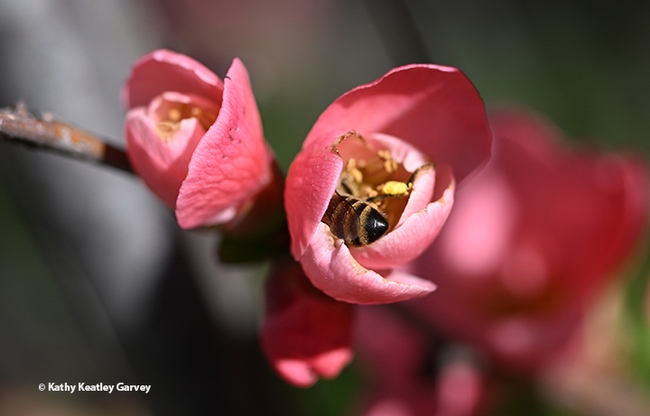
[625,245,650,388]
[257,0,650,171]
[407,0,650,151]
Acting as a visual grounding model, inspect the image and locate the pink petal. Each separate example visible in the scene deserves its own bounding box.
[435,361,485,416]
[124,108,205,207]
[261,261,354,387]
[122,49,223,110]
[355,306,430,382]
[433,170,516,278]
[369,132,433,177]
[300,223,436,304]
[303,64,491,182]
[285,143,343,259]
[176,58,272,229]
[273,348,353,387]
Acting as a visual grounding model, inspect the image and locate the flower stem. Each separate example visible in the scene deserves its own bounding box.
[0,103,133,174]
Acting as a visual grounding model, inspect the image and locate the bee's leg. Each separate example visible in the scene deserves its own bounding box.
[366,193,401,204]
[406,163,435,190]
[338,172,359,196]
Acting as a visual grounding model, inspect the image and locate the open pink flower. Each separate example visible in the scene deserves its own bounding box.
[123,49,275,229]
[407,106,650,372]
[260,260,353,387]
[285,64,491,304]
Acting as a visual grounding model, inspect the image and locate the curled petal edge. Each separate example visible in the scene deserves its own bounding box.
[300,222,437,304]
[272,348,354,387]
[122,49,224,110]
[303,64,491,183]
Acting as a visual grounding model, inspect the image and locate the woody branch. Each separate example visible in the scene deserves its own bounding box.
[0,103,133,174]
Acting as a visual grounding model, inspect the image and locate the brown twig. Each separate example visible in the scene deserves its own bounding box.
[0,102,133,174]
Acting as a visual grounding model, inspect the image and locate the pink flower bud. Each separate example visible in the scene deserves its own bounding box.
[407,106,650,372]
[123,49,275,229]
[285,64,492,304]
[260,260,353,387]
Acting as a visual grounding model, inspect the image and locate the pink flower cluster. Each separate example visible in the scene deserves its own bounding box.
[122,49,649,403]
[406,107,650,373]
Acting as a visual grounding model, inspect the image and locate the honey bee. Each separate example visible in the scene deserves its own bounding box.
[322,192,390,246]
[322,163,434,247]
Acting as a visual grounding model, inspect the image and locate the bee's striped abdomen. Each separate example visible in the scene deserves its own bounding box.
[323,193,389,246]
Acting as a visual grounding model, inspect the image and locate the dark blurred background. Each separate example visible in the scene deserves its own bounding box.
[0,0,648,415]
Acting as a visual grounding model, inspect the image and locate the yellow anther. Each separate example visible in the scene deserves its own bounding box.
[350,167,363,184]
[155,121,180,143]
[380,181,409,196]
[377,149,392,160]
[376,149,398,173]
[383,159,398,173]
[168,107,182,122]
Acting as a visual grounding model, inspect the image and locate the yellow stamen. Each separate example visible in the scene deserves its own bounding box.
[346,160,364,184]
[168,107,182,122]
[377,149,399,173]
[155,102,219,143]
[380,181,409,196]
[154,121,180,143]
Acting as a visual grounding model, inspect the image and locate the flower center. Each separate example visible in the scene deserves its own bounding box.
[151,92,220,143]
[323,131,429,245]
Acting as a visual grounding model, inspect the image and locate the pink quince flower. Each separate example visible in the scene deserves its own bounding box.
[285,64,492,304]
[355,306,486,416]
[407,106,650,372]
[260,260,353,387]
[123,49,276,230]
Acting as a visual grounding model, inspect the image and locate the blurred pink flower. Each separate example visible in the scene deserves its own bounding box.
[355,307,485,416]
[407,106,650,372]
[285,64,491,305]
[123,49,277,230]
[260,260,353,387]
